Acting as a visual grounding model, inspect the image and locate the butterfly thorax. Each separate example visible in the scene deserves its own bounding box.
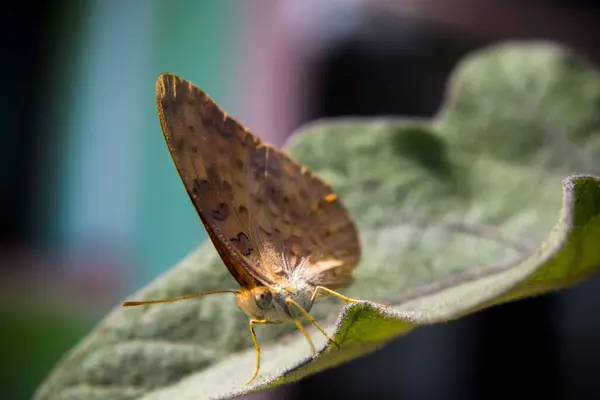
[235,280,314,323]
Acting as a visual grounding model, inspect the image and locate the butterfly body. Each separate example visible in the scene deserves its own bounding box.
[236,280,314,323]
[123,73,367,384]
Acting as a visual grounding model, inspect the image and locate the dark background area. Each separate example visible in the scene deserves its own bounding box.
[2,1,600,399]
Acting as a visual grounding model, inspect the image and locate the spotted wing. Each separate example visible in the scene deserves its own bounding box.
[156,73,276,289]
[244,136,361,290]
[156,73,361,291]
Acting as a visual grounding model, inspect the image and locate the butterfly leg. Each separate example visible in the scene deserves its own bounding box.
[309,285,361,307]
[246,319,270,384]
[286,298,340,350]
[290,314,316,354]
[309,286,392,309]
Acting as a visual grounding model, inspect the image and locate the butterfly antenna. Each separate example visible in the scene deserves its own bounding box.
[122,290,240,307]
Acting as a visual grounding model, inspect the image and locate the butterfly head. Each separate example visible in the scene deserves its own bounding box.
[235,286,276,321]
[236,284,311,323]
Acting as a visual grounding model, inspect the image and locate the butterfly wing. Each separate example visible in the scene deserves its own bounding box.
[244,132,361,290]
[156,73,277,289]
[156,73,361,292]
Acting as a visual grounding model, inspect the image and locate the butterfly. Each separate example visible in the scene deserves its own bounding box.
[123,73,367,384]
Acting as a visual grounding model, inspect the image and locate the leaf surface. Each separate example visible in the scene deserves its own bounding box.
[35,41,600,400]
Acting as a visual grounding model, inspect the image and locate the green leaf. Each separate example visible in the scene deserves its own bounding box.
[35,41,600,400]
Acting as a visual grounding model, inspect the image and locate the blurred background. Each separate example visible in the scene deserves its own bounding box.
[2,0,600,399]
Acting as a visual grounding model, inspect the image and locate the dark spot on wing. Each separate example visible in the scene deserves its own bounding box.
[217,145,229,155]
[231,232,253,256]
[267,184,278,198]
[192,179,210,195]
[198,97,220,126]
[212,203,229,221]
[220,117,237,138]
[259,226,272,237]
[249,147,267,180]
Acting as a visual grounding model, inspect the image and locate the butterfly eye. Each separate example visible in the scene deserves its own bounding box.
[254,288,273,310]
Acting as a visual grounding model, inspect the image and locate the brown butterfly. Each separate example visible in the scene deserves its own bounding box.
[123,73,366,384]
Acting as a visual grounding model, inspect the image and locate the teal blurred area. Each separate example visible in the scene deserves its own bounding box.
[44,0,232,293]
[1,1,250,398]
